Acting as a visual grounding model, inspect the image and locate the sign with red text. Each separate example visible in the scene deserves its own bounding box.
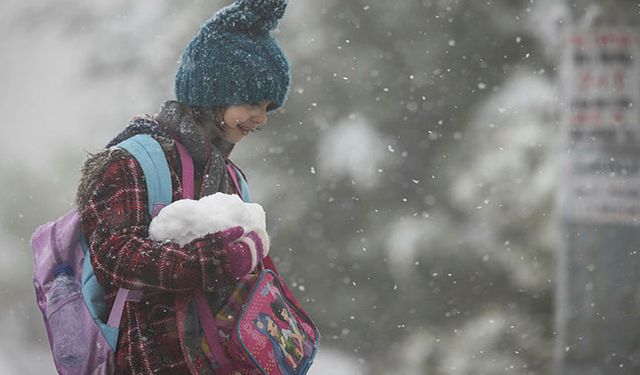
[560,26,640,224]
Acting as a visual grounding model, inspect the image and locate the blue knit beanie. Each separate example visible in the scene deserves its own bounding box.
[175,0,290,112]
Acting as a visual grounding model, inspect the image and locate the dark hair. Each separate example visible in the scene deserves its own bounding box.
[191,106,227,134]
[271,297,289,322]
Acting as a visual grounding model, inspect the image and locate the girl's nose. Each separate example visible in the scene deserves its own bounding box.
[252,104,268,125]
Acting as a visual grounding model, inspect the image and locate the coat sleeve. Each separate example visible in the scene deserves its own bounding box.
[81,153,237,293]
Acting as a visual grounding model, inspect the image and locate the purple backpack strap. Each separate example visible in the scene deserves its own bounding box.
[227,163,241,196]
[226,161,252,202]
[108,289,143,327]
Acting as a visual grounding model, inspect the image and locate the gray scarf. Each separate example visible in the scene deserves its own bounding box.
[153,100,231,197]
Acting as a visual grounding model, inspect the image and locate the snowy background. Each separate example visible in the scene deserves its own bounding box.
[1,0,569,373]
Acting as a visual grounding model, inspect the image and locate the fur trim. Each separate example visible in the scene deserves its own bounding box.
[76,136,176,208]
[76,148,126,208]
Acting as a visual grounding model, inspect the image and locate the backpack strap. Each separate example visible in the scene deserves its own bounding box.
[226,161,252,202]
[174,140,195,199]
[225,163,282,275]
[105,134,176,329]
[225,160,279,275]
[117,134,173,217]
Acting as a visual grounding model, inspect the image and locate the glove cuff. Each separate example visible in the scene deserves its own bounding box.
[246,229,270,257]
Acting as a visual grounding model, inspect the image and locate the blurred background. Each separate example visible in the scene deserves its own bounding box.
[2,0,639,374]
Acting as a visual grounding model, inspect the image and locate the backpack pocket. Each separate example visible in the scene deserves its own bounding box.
[225,270,319,375]
[32,211,117,375]
[46,291,89,368]
[181,270,319,375]
[40,286,116,374]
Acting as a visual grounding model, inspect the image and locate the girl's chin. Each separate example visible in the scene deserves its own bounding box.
[223,135,245,144]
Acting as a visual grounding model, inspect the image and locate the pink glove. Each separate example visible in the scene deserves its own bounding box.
[219,226,245,242]
[220,226,269,278]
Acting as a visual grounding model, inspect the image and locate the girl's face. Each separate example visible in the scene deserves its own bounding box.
[221,101,271,143]
[280,308,291,321]
[266,318,280,337]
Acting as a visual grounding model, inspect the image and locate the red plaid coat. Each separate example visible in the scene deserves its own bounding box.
[80,136,241,374]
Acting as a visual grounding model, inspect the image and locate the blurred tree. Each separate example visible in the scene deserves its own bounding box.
[246,1,559,373]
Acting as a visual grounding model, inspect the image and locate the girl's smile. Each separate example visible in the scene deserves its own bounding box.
[222,101,271,143]
[195,100,271,144]
[237,123,255,135]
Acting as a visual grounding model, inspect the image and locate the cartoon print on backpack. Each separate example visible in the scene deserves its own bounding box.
[254,312,309,375]
[249,281,313,375]
[271,297,314,361]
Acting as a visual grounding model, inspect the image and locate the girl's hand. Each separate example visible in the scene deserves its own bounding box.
[221,226,269,278]
[219,226,245,242]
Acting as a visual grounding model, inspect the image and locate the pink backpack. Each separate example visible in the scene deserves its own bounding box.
[172,145,320,374]
[177,265,319,374]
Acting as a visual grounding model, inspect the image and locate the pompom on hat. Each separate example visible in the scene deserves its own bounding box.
[175,0,290,112]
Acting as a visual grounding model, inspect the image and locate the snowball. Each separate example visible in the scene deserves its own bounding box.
[149,193,267,245]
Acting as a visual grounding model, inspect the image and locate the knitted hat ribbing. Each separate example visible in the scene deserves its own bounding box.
[175,0,290,112]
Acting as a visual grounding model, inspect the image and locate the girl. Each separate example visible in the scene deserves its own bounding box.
[75,0,290,373]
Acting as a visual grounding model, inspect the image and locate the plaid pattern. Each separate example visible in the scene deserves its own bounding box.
[214,272,257,332]
[80,135,241,375]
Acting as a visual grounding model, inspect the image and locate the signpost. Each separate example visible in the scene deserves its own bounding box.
[557,14,640,375]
